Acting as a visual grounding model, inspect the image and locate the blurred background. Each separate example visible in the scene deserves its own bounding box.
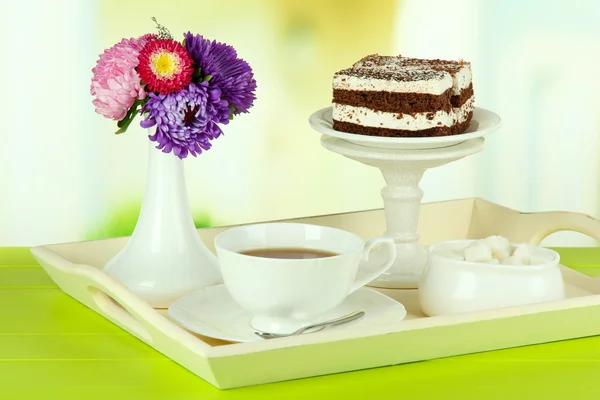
[1,0,599,246]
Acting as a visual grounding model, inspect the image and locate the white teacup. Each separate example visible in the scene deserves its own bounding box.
[214,223,396,334]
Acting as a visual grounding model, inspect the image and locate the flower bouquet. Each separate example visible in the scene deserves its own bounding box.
[90,18,256,307]
[91,17,256,158]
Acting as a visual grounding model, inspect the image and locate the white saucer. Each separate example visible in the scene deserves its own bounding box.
[309,106,501,150]
[168,285,407,342]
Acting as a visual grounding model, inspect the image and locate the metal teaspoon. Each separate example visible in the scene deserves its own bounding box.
[253,310,365,339]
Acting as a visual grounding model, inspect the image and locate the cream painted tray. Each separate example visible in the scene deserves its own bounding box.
[30,198,600,389]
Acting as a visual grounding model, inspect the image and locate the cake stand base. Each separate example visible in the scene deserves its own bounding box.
[321,136,486,289]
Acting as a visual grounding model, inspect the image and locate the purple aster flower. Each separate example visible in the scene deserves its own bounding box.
[140,81,230,159]
[184,32,256,114]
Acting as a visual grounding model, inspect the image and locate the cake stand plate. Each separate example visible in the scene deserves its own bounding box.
[310,107,501,150]
[313,106,502,288]
[321,136,486,288]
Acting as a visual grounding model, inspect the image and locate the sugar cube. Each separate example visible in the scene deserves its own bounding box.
[512,243,536,265]
[483,235,511,254]
[493,249,511,262]
[464,241,493,262]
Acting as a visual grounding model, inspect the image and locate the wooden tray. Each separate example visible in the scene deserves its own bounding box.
[30,198,600,389]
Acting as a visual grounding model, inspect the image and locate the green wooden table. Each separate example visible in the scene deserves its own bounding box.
[2,247,600,399]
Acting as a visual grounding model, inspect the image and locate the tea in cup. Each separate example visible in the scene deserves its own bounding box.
[214,223,396,334]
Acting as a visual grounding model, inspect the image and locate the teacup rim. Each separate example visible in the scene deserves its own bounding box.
[428,239,560,270]
[214,222,366,261]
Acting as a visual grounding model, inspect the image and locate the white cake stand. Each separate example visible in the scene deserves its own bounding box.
[310,107,502,289]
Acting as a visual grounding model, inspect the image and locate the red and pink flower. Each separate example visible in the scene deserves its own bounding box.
[137,39,194,94]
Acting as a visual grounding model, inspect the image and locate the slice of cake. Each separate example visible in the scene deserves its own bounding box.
[332,54,474,137]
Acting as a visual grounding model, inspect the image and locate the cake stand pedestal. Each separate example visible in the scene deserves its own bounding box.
[320,136,486,289]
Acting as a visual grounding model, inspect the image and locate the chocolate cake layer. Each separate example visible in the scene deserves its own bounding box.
[332,88,453,114]
[332,112,473,138]
[451,83,473,108]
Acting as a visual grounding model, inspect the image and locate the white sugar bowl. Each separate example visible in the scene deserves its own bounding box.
[419,239,565,316]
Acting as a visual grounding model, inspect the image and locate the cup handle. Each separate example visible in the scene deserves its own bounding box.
[349,236,397,293]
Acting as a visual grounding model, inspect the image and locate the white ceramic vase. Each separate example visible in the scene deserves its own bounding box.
[103,142,223,308]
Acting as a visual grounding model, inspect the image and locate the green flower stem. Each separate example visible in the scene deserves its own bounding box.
[115,98,145,135]
[192,68,203,82]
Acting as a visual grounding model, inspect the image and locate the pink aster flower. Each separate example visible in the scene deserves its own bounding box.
[90,34,155,120]
[137,39,194,94]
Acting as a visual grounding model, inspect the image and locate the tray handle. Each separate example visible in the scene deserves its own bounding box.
[527,211,600,245]
[87,285,152,343]
[32,246,173,345]
[31,246,212,357]
[72,263,165,344]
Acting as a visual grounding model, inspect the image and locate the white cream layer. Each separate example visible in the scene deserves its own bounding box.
[452,66,472,95]
[333,64,472,95]
[333,96,474,131]
[333,73,452,95]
